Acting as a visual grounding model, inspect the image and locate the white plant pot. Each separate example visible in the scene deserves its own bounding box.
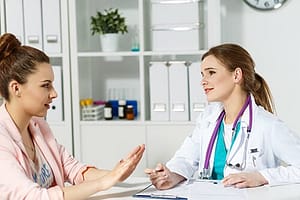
[100,33,119,52]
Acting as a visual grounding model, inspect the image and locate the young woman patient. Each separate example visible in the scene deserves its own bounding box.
[0,33,145,199]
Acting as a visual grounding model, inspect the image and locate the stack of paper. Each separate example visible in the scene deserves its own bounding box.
[133,179,247,200]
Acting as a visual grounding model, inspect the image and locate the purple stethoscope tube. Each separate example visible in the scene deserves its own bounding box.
[202,95,253,177]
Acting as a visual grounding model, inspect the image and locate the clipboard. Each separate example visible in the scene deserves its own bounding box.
[132,184,188,200]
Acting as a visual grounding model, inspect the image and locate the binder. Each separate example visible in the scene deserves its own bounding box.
[151,0,202,51]
[188,62,207,121]
[46,66,63,122]
[152,24,201,51]
[169,62,189,121]
[42,0,61,53]
[23,0,43,50]
[5,0,25,43]
[149,62,169,121]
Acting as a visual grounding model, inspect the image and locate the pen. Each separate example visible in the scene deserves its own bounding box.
[195,179,219,184]
[133,193,187,200]
[133,184,188,199]
[136,183,153,193]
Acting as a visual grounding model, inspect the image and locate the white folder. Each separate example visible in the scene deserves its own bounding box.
[42,0,61,53]
[47,66,63,122]
[151,0,199,25]
[23,0,43,50]
[188,62,207,121]
[169,62,189,121]
[150,62,169,121]
[5,0,25,43]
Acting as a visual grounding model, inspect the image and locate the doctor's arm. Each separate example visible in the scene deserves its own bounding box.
[258,120,300,185]
[223,119,300,188]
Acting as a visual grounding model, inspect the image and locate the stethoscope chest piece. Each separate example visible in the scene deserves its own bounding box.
[199,168,210,179]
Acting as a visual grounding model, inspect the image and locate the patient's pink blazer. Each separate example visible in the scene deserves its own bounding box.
[0,104,90,199]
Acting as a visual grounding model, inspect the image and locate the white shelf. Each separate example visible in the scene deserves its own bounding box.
[143,50,207,56]
[79,119,196,126]
[77,51,141,57]
[68,0,221,166]
[77,50,207,57]
[1,0,220,173]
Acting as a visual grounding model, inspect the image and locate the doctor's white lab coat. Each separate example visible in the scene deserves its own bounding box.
[166,95,300,185]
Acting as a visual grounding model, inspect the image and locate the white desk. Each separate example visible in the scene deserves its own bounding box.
[88,177,300,200]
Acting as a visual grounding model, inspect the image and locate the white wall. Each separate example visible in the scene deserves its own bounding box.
[220,0,300,133]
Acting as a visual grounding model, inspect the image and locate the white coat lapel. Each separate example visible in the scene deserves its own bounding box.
[199,103,223,177]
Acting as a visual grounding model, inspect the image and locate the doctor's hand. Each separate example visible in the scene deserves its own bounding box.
[144,163,185,190]
[222,171,268,188]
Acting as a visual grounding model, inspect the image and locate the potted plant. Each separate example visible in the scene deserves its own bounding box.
[90,8,128,52]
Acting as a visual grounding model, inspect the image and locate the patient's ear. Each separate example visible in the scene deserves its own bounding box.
[9,80,21,97]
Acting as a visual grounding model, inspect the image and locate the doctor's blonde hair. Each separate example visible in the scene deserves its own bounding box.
[202,43,275,114]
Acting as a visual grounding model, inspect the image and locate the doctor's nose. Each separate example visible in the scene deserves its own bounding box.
[50,87,58,99]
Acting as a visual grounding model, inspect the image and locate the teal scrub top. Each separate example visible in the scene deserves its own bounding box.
[211,121,241,180]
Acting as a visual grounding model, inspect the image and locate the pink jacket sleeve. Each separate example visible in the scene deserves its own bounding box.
[0,113,93,199]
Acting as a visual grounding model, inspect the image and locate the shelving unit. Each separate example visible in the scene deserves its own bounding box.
[1,0,220,175]
[69,0,220,175]
[0,0,73,154]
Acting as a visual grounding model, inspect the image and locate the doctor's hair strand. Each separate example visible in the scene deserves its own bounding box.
[252,72,275,114]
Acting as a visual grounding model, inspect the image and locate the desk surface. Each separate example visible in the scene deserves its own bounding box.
[88,177,300,200]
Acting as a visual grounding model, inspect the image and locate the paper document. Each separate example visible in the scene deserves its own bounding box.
[133,179,247,200]
[133,183,188,199]
[191,179,247,200]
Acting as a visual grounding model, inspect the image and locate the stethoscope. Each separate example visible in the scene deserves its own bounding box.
[200,95,253,179]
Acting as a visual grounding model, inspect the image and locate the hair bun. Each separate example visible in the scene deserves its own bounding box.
[0,33,21,60]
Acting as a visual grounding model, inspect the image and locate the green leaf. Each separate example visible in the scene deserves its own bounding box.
[90,8,128,35]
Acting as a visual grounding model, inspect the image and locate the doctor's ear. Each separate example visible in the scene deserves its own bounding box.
[233,68,242,83]
[9,81,22,97]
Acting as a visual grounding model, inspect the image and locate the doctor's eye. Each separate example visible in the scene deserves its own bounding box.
[41,83,49,88]
[201,70,216,78]
[41,82,54,90]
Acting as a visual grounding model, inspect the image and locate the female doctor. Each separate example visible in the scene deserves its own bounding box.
[145,43,300,189]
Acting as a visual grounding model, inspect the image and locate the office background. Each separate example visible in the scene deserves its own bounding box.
[221,0,300,133]
[0,0,299,176]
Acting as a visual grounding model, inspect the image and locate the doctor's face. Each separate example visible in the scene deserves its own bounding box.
[17,63,57,118]
[201,55,236,103]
